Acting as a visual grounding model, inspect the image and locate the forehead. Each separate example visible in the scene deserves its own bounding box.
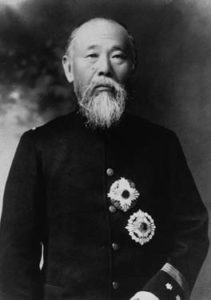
[73,20,130,53]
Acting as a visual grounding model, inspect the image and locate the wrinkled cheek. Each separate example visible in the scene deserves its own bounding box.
[73,80,86,100]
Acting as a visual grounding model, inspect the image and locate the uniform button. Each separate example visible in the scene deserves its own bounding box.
[112,243,119,251]
[106,168,114,176]
[112,281,119,290]
[109,205,116,213]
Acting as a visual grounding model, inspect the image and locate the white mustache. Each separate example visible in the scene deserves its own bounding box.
[88,78,123,96]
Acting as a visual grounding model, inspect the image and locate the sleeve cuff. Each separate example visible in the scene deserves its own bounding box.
[142,270,185,300]
[161,263,189,298]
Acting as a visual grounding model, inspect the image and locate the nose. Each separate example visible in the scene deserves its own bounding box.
[97,55,112,77]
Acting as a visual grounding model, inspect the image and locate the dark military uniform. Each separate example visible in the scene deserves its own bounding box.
[0,111,209,300]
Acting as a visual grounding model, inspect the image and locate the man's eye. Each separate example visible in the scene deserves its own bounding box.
[114,54,125,58]
[112,54,126,61]
[86,53,98,58]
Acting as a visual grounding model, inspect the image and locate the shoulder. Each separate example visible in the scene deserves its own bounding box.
[30,112,75,135]
[18,112,79,154]
[123,112,177,144]
[22,111,76,140]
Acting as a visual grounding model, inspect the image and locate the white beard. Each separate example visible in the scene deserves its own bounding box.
[78,78,127,128]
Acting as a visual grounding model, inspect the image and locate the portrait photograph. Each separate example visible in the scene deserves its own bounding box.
[0,0,210,299]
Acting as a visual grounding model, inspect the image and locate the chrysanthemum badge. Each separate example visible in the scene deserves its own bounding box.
[107,177,140,212]
[126,209,156,245]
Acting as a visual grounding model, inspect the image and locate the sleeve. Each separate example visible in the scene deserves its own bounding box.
[0,131,45,300]
[142,132,209,300]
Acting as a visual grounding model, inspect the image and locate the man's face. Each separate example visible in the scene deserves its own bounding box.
[63,19,134,128]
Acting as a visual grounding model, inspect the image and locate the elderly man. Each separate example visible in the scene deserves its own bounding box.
[0,18,209,300]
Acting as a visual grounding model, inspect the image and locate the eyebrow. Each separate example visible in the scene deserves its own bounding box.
[111,46,126,52]
[86,45,99,50]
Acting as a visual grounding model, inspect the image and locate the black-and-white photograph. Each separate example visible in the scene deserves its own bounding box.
[0,0,210,299]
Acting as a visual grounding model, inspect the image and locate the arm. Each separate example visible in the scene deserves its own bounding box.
[0,131,45,299]
[132,132,209,300]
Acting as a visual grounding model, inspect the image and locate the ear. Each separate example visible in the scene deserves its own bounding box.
[62,55,74,83]
[131,60,137,74]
